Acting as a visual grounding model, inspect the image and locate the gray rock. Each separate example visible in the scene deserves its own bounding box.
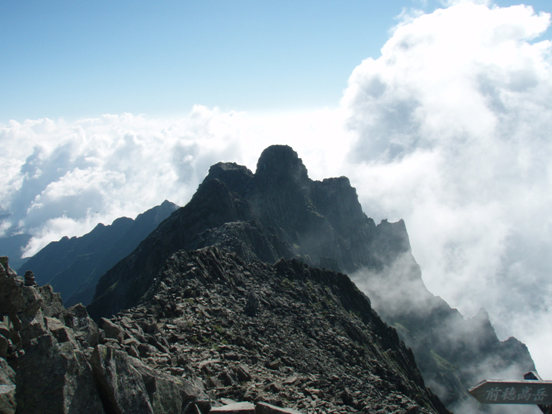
[255,402,303,414]
[0,336,8,360]
[91,344,154,413]
[91,344,208,414]
[65,303,100,347]
[38,285,65,318]
[16,333,103,414]
[130,354,208,413]
[100,317,124,341]
[0,357,16,414]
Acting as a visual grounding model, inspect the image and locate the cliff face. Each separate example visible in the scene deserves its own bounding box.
[18,200,178,306]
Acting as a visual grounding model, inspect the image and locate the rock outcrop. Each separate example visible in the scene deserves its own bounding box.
[0,256,207,414]
[1,250,449,413]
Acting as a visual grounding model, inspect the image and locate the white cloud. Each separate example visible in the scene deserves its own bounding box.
[0,107,248,255]
[0,106,353,257]
[343,1,552,378]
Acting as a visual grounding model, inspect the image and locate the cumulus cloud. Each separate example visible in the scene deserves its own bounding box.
[0,107,247,255]
[342,1,552,378]
[0,106,353,257]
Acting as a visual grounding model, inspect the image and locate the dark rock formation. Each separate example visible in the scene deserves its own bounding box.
[18,200,178,306]
[0,257,208,414]
[88,147,390,319]
[88,145,535,413]
[0,357,16,414]
[0,250,450,413]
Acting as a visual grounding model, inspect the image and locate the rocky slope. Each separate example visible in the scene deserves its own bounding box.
[19,200,178,306]
[1,251,449,414]
[88,145,536,413]
[0,255,208,414]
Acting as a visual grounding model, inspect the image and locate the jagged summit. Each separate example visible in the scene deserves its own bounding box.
[81,145,536,413]
[205,162,253,194]
[88,146,400,320]
[254,145,309,188]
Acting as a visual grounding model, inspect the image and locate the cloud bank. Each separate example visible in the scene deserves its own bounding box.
[0,107,352,256]
[0,107,245,253]
[342,2,552,378]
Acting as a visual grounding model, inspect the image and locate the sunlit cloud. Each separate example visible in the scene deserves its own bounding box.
[343,1,552,377]
[0,106,352,257]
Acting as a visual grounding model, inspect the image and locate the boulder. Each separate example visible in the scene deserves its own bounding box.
[38,285,65,319]
[65,303,100,347]
[0,357,16,414]
[15,333,103,414]
[91,344,209,414]
[91,344,153,413]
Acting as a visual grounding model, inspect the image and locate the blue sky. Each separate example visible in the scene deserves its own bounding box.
[2,0,550,122]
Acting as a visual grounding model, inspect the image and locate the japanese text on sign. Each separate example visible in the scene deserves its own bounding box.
[485,386,548,403]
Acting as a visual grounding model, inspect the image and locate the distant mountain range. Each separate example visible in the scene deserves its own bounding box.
[18,200,178,307]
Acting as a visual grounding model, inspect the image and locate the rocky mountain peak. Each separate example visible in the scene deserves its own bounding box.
[79,145,535,413]
[254,145,309,190]
[204,162,253,195]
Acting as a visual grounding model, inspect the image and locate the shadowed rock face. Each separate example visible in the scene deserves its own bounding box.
[88,146,398,320]
[85,145,535,413]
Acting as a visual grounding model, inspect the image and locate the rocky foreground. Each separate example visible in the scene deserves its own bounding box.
[0,251,450,414]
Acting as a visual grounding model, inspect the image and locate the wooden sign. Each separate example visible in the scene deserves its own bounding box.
[469,380,552,405]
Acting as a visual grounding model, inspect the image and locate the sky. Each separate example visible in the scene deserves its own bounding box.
[2,0,552,383]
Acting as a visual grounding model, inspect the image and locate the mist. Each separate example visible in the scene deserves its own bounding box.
[342,1,552,380]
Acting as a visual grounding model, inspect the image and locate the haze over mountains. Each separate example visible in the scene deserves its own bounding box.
[10,145,538,413]
[18,200,178,307]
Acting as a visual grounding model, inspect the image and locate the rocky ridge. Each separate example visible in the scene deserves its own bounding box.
[1,250,449,414]
[87,145,536,413]
[87,147,401,320]
[1,255,210,414]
